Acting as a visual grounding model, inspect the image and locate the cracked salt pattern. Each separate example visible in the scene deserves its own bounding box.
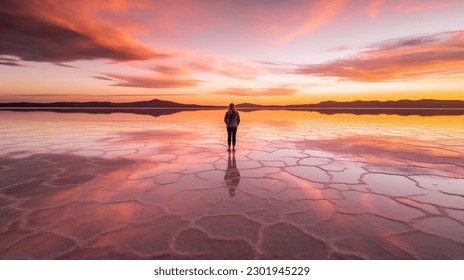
[0,110,463,259]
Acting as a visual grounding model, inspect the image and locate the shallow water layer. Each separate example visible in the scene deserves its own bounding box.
[0,109,463,259]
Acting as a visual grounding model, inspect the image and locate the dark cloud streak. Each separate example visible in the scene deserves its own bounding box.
[0,57,25,67]
[0,0,162,63]
[99,73,198,89]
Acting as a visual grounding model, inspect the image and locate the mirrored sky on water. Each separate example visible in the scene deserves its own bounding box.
[0,110,463,259]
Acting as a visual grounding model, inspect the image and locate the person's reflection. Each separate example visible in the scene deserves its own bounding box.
[224,150,240,197]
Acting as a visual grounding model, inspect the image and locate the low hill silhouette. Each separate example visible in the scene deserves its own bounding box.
[237,99,464,109]
[0,99,219,108]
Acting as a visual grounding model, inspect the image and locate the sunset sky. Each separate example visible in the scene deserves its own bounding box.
[1,0,463,105]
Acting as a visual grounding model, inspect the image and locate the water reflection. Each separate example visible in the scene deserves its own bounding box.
[224,150,240,197]
[2,107,464,117]
[0,110,464,259]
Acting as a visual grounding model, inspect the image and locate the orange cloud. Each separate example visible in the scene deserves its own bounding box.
[99,73,197,89]
[152,65,192,76]
[214,88,297,97]
[0,0,160,63]
[292,30,464,82]
[367,0,386,18]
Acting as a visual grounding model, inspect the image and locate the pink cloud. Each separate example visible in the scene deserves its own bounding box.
[292,30,464,82]
[281,0,347,43]
[152,65,192,76]
[367,0,386,18]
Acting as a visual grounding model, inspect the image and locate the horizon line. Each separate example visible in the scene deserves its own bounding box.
[1,98,464,108]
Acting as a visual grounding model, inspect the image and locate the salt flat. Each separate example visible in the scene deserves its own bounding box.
[1,109,463,259]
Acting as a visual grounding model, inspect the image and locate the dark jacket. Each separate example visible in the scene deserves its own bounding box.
[224,110,240,127]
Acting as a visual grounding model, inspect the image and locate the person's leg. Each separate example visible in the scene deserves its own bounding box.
[231,127,237,149]
[227,127,232,150]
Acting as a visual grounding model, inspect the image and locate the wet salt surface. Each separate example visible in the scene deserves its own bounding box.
[0,110,464,259]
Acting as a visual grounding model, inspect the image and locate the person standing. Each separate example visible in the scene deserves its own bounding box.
[224,103,240,151]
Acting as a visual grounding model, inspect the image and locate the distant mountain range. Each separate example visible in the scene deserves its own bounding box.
[237,99,464,109]
[0,99,217,108]
[1,98,464,109]
[1,99,464,116]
